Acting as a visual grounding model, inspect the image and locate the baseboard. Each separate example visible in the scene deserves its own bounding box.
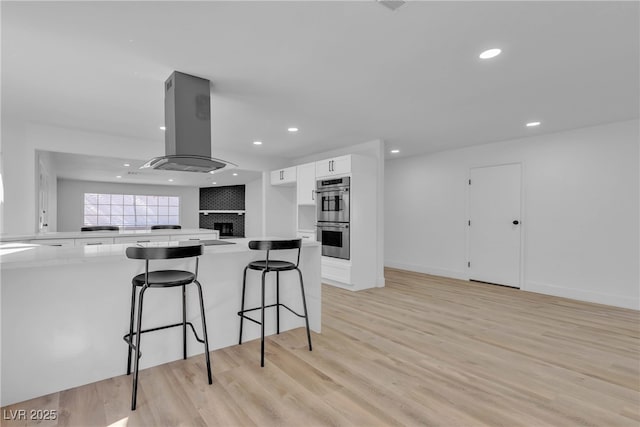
[384,261,468,281]
[524,281,639,310]
[377,275,386,287]
[384,261,639,311]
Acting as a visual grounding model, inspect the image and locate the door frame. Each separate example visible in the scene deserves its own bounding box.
[465,161,525,289]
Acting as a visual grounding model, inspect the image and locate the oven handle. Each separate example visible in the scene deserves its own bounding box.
[317,223,350,229]
[315,188,349,194]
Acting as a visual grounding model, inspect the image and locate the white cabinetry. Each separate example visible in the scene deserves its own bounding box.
[316,155,351,178]
[270,167,297,186]
[29,239,75,247]
[170,232,219,242]
[296,230,316,241]
[113,236,169,244]
[75,237,115,246]
[296,162,316,205]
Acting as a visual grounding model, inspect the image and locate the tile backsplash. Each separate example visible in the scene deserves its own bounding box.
[199,185,245,237]
[200,185,245,210]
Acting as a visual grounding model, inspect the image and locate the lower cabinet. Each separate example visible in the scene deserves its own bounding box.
[321,257,352,286]
[296,230,316,241]
[113,236,169,244]
[75,237,115,246]
[28,239,75,247]
[170,232,220,242]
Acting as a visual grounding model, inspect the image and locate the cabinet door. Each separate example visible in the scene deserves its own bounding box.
[316,155,351,178]
[75,237,114,246]
[296,230,316,241]
[170,232,220,242]
[331,155,351,175]
[296,162,316,205]
[114,236,169,244]
[29,239,75,247]
[270,167,297,186]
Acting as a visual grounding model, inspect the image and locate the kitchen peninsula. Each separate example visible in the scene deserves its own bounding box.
[0,237,321,407]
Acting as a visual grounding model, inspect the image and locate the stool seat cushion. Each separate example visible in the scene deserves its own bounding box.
[248,260,297,271]
[132,270,196,287]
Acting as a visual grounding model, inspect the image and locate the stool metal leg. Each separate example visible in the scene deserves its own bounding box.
[182,284,187,360]
[126,282,137,376]
[194,280,213,384]
[296,268,313,352]
[238,266,248,345]
[276,271,280,334]
[261,270,267,367]
[131,284,148,411]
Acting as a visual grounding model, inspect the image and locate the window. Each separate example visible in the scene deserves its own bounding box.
[84,193,180,228]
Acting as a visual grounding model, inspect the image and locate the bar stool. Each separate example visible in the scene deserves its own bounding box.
[124,245,212,410]
[81,225,119,231]
[150,225,182,230]
[238,239,312,367]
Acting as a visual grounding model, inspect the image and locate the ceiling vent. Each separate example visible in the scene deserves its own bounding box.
[378,0,406,11]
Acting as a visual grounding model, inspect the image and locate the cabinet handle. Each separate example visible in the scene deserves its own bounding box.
[86,242,103,245]
[311,189,315,201]
[137,240,150,243]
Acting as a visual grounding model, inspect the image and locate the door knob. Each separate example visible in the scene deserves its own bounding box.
[513,220,519,225]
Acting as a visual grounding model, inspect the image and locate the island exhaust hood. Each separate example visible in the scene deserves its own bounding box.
[140,71,236,173]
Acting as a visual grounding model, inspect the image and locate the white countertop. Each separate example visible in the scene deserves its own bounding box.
[0,228,217,242]
[0,237,320,269]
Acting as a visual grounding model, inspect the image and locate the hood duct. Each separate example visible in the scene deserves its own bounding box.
[141,71,236,173]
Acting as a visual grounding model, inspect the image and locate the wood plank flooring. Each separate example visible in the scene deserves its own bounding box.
[3,268,639,426]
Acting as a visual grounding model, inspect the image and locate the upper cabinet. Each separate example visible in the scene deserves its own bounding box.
[316,155,351,178]
[270,166,297,186]
[296,162,316,205]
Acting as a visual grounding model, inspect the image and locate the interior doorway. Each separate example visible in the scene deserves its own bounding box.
[468,163,522,288]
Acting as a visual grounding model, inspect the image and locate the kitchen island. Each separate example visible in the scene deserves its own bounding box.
[0,238,321,406]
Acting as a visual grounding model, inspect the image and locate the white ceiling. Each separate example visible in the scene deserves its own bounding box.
[2,1,638,184]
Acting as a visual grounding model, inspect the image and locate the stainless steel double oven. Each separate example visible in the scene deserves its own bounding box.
[316,177,350,260]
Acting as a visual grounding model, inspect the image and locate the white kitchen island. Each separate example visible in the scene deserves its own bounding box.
[0,238,321,406]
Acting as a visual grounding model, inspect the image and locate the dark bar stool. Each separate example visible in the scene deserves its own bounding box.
[124,245,212,410]
[81,225,119,231]
[238,239,312,367]
[150,225,182,230]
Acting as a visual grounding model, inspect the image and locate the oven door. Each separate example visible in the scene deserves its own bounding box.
[317,222,350,260]
[316,188,350,222]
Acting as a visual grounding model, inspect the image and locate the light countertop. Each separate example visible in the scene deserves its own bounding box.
[0,237,320,269]
[0,228,218,242]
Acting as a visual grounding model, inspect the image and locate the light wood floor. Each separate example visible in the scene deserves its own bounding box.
[3,268,639,426]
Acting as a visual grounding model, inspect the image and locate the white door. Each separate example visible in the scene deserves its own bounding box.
[469,163,521,288]
[38,163,49,232]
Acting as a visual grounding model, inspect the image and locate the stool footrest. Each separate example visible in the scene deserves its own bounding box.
[237,303,306,326]
[123,321,206,358]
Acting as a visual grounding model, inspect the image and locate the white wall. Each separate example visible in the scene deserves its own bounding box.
[385,120,639,309]
[0,121,286,235]
[244,178,263,237]
[1,123,160,235]
[57,179,199,231]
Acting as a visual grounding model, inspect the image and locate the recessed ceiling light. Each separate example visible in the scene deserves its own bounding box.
[479,48,502,59]
[123,163,130,167]
[168,179,174,182]
[232,173,238,176]
[287,127,299,132]
[212,182,217,185]
[526,121,541,127]
[116,175,122,178]
[390,149,400,154]
[160,126,166,131]
[253,141,262,145]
